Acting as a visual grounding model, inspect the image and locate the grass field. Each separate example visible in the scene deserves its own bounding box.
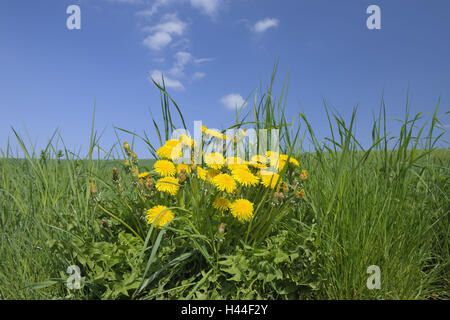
[0,72,449,300]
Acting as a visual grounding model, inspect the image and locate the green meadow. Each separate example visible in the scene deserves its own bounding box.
[0,72,448,300]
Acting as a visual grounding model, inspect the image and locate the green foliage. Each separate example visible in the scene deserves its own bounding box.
[0,66,448,300]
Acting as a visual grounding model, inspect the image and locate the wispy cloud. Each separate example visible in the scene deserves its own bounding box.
[190,0,221,17]
[136,0,174,17]
[150,70,184,90]
[221,94,246,110]
[142,14,187,51]
[192,71,206,80]
[136,0,222,18]
[253,18,279,33]
[168,51,211,77]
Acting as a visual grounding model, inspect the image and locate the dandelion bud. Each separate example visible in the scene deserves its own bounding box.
[112,167,119,183]
[90,181,97,194]
[179,173,186,184]
[274,191,284,201]
[132,151,138,166]
[281,182,289,193]
[296,189,305,199]
[300,169,308,181]
[218,223,226,233]
[123,141,132,156]
[145,176,153,190]
[131,167,138,177]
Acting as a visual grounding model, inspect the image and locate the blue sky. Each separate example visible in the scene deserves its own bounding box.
[0,0,449,158]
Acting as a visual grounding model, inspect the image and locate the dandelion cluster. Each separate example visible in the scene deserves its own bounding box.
[113,130,307,237]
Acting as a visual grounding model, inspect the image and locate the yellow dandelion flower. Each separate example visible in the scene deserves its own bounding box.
[213,197,231,211]
[180,134,195,147]
[230,164,250,173]
[154,160,176,177]
[212,173,237,193]
[225,156,245,165]
[300,169,308,180]
[249,162,267,169]
[205,129,226,140]
[260,171,281,189]
[197,166,208,181]
[138,172,150,179]
[279,154,289,161]
[250,155,268,164]
[155,176,179,195]
[266,151,279,158]
[296,189,305,199]
[207,169,220,180]
[176,163,191,175]
[289,157,299,166]
[232,168,259,187]
[204,153,225,170]
[165,139,181,147]
[230,199,254,221]
[156,145,172,159]
[225,156,246,170]
[146,205,174,228]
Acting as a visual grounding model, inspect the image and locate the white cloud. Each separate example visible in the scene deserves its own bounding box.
[253,18,279,33]
[143,32,172,51]
[146,14,186,35]
[142,14,187,51]
[190,0,220,16]
[168,51,211,77]
[192,72,206,80]
[150,70,184,90]
[136,0,174,17]
[221,94,246,110]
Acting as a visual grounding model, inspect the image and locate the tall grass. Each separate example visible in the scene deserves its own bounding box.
[0,66,448,299]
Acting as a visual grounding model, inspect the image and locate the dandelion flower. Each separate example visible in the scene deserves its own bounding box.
[204,153,225,170]
[250,154,268,164]
[230,199,254,221]
[156,141,182,160]
[138,172,150,179]
[154,160,176,177]
[197,166,208,181]
[266,151,279,158]
[155,176,179,195]
[204,128,226,140]
[180,134,195,147]
[300,169,308,180]
[207,169,220,180]
[212,173,237,193]
[165,139,181,147]
[289,157,299,166]
[176,163,191,175]
[213,197,231,211]
[146,205,174,228]
[296,189,305,199]
[260,171,281,189]
[232,168,259,187]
